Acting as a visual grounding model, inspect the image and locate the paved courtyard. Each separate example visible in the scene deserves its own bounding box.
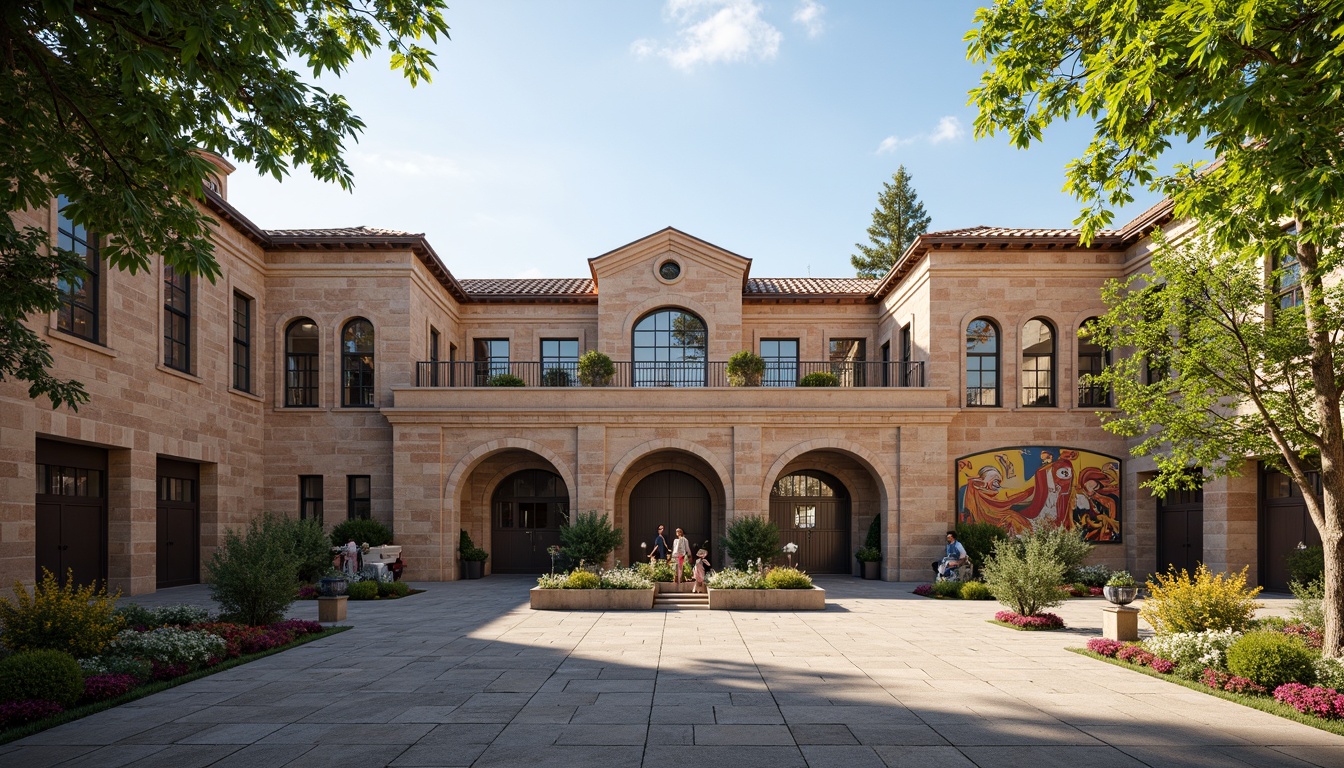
[3,576,1342,767]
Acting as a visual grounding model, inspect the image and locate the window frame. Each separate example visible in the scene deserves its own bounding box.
[347,475,371,520]
[541,338,580,386]
[341,317,376,407]
[54,195,100,343]
[760,338,800,388]
[163,263,192,372]
[1020,317,1056,407]
[299,475,323,523]
[285,318,320,407]
[232,291,252,393]
[632,308,708,387]
[1077,317,1111,408]
[827,338,866,386]
[473,338,510,385]
[966,318,1000,407]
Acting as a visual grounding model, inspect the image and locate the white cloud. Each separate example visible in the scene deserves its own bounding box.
[634,0,782,71]
[792,0,825,38]
[876,115,966,154]
[516,267,545,279]
[352,151,468,180]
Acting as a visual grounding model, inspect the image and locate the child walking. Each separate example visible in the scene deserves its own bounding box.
[692,548,711,593]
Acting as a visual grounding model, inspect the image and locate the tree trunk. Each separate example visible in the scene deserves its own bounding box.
[1321,484,1344,657]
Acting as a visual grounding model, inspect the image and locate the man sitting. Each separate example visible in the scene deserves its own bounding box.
[932,530,969,581]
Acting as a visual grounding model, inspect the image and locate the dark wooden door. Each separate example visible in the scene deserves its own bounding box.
[35,440,108,586]
[492,470,569,573]
[629,471,711,565]
[156,458,200,588]
[1261,471,1322,592]
[1157,486,1204,576]
[769,471,851,573]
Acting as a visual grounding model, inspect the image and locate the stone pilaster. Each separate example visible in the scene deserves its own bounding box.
[392,424,449,580]
[896,423,948,581]
[1201,461,1260,584]
[107,448,155,595]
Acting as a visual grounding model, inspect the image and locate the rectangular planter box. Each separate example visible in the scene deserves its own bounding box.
[530,587,656,610]
[655,582,696,593]
[708,586,826,611]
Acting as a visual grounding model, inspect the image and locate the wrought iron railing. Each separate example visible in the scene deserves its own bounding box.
[414,360,926,388]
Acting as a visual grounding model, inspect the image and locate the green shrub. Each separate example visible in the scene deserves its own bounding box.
[0,569,124,658]
[763,568,813,589]
[960,581,993,600]
[726,350,766,386]
[1290,578,1325,629]
[577,350,615,386]
[636,560,682,582]
[273,516,331,584]
[722,516,780,566]
[1225,631,1316,689]
[707,568,765,589]
[854,546,881,562]
[1287,545,1324,585]
[563,570,600,589]
[1315,656,1344,690]
[0,650,84,708]
[348,581,379,599]
[486,373,525,387]
[981,534,1067,617]
[864,514,882,551]
[560,511,624,566]
[458,529,489,562]
[330,518,393,548]
[798,371,839,387]
[206,514,301,625]
[378,581,411,598]
[600,568,655,589]
[1076,564,1113,588]
[932,580,963,598]
[955,521,1009,573]
[1000,522,1092,582]
[114,604,211,629]
[541,368,573,387]
[1141,564,1262,634]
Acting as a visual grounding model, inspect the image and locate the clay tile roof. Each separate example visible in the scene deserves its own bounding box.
[264,226,422,238]
[459,278,596,297]
[744,277,880,295]
[923,225,1120,239]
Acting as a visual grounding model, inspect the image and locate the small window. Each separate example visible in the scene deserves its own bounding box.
[285,319,320,406]
[300,476,323,523]
[1021,318,1055,407]
[474,338,510,385]
[899,323,914,386]
[1275,251,1303,310]
[659,260,681,281]
[428,327,441,387]
[342,318,375,407]
[828,338,866,386]
[163,264,191,372]
[55,196,100,342]
[232,292,252,392]
[541,338,580,386]
[347,475,371,520]
[966,318,999,407]
[794,505,817,529]
[1077,318,1111,407]
[760,338,799,387]
[158,476,195,503]
[36,465,103,498]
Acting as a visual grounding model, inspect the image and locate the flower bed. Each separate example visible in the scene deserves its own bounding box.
[992,611,1064,630]
[528,587,655,610]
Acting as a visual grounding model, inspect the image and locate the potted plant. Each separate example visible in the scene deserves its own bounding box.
[577,350,615,386]
[486,373,525,387]
[542,368,572,387]
[459,529,489,579]
[855,547,882,579]
[318,569,348,597]
[726,350,766,387]
[1103,571,1138,605]
[799,371,840,387]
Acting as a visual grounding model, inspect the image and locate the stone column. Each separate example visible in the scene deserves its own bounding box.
[1201,461,1260,584]
[896,423,948,581]
[1126,468,1159,579]
[0,407,36,589]
[392,424,449,580]
[107,448,156,595]
[575,425,607,515]
[730,425,762,525]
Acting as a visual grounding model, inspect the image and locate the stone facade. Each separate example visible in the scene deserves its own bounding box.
[1,175,1283,594]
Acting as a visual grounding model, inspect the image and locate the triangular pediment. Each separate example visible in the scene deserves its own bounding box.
[587,227,752,288]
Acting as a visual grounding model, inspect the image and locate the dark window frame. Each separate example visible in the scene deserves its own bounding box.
[632,308,707,387]
[163,264,191,372]
[285,318,320,407]
[347,475,371,520]
[541,338,580,386]
[1077,317,1111,407]
[760,338,799,387]
[55,195,100,343]
[966,318,1000,407]
[341,317,376,407]
[827,338,866,386]
[300,475,323,523]
[473,338,510,385]
[1020,317,1056,407]
[899,323,913,386]
[232,291,252,392]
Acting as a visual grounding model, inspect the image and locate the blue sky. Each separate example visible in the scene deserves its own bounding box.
[228,1,1193,279]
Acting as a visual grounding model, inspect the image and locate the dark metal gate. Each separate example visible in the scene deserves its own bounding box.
[491,469,569,573]
[628,470,711,565]
[1157,485,1204,576]
[769,470,851,573]
[156,458,200,588]
[35,439,107,586]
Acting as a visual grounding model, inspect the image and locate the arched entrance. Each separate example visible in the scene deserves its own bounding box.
[491,469,570,573]
[770,470,851,573]
[628,470,711,565]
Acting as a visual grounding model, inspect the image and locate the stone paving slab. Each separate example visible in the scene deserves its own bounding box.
[8,577,1342,767]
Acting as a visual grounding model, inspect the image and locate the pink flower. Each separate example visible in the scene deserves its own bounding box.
[0,700,63,728]
[1086,638,1126,657]
[1149,657,1176,674]
[994,611,1064,629]
[1274,683,1344,719]
[82,674,139,703]
[913,584,934,596]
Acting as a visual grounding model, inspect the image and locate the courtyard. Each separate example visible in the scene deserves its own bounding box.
[2,578,1340,768]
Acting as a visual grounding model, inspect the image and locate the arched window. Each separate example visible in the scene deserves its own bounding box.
[966,318,999,407]
[1078,317,1111,407]
[1021,318,1055,407]
[632,308,707,387]
[285,318,319,407]
[342,318,375,407]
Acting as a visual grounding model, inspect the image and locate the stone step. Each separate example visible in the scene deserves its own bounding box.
[654,594,708,602]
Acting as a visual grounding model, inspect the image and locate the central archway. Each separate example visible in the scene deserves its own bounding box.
[628,470,711,565]
[770,470,851,573]
[491,468,569,573]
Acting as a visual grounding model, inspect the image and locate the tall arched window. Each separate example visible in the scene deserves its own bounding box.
[1078,317,1111,407]
[342,318,375,407]
[632,308,707,387]
[1021,317,1055,407]
[285,319,319,407]
[966,318,999,407]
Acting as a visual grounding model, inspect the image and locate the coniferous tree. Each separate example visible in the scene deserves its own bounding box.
[851,166,931,279]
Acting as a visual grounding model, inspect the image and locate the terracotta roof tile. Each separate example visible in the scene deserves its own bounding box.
[265,226,421,238]
[923,225,1120,239]
[459,278,596,296]
[745,277,880,295]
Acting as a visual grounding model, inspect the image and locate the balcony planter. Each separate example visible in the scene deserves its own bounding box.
[1103,585,1138,605]
[726,351,766,387]
[577,350,615,387]
[530,587,656,610]
[708,586,826,611]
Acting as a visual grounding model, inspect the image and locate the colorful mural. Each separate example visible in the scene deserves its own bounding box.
[956,447,1122,542]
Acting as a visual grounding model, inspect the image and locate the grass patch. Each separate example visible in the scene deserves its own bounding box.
[0,625,351,745]
[987,619,1065,632]
[1069,648,1344,738]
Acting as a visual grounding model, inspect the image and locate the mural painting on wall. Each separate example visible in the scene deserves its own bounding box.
[956,447,1122,542]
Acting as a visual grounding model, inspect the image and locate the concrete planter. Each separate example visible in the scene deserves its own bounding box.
[529,588,656,610]
[708,586,826,611]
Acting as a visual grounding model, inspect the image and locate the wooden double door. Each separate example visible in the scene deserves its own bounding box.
[628,470,711,565]
[156,458,200,588]
[35,440,108,586]
[1157,486,1204,576]
[1261,471,1322,592]
[491,469,570,573]
[769,470,852,574]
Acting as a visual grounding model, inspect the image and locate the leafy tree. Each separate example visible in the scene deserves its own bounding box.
[850,165,931,279]
[1,0,450,410]
[968,1,1344,657]
[980,534,1066,618]
[721,515,780,566]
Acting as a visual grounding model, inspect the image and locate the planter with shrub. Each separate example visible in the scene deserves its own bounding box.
[722,516,781,566]
[542,368,573,387]
[856,515,882,579]
[726,350,766,386]
[798,371,839,387]
[707,567,825,610]
[529,567,655,610]
[486,373,525,387]
[577,350,615,386]
[458,529,489,579]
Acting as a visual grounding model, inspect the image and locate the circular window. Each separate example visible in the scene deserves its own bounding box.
[658,260,682,281]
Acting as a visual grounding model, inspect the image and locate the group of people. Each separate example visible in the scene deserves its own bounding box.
[649,524,713,592]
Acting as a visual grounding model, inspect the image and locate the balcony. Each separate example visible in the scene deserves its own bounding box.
[414,360,926,388]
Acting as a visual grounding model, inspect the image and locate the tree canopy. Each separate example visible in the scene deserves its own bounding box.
[851,165,930,279]
[0,0,450,409]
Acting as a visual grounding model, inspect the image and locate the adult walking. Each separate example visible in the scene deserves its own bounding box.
[650,524,669,562]
[671,527,691,585]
